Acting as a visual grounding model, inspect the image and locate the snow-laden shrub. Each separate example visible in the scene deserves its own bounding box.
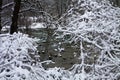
[46,67,73,80]
[0,32,46,80]
[58,0,120,79]
[0,32,74,80]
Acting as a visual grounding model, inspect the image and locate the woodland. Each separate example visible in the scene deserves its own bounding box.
[0,0,120,80]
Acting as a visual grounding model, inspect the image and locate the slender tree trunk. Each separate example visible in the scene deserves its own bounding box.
[116,0,120,7]
[10,0,21,34]
[0,0,2,32]
[55,1,60,18]
[60,0,63,16]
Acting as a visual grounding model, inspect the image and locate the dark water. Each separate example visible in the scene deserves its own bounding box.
[27,28,80,69]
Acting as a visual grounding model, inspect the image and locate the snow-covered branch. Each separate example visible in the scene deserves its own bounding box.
[2,2,14,9]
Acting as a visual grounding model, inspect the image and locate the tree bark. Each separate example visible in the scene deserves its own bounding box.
[10,0,21,34]
[0,0,2,32]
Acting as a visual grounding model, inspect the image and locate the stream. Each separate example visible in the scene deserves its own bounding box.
[27,27,80,69]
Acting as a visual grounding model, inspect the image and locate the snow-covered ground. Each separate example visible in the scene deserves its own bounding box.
[30,23,46,29]
[1,26,10,31]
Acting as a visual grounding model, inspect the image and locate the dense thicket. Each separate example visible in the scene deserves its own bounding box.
[57,0,120,79]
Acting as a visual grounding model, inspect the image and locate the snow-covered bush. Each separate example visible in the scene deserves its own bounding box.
[57,0,120,79]
[0,32,73,80]
[0,32,45,80]
[46,67,73,80]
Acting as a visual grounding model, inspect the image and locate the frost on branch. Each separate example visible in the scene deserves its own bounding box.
[58,0,120,79]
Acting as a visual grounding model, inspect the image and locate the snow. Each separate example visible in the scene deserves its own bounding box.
[0,0,120,80]
[1,26,10,31]
[1,23,46,32]
[0,32,73,80]
[0,32,44,80]
[30,23,46,29]
[57,0,120,79]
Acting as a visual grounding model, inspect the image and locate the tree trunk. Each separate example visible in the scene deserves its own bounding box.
[116,0,120,7]
[0,0,2,32]
[10,0,21,34]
